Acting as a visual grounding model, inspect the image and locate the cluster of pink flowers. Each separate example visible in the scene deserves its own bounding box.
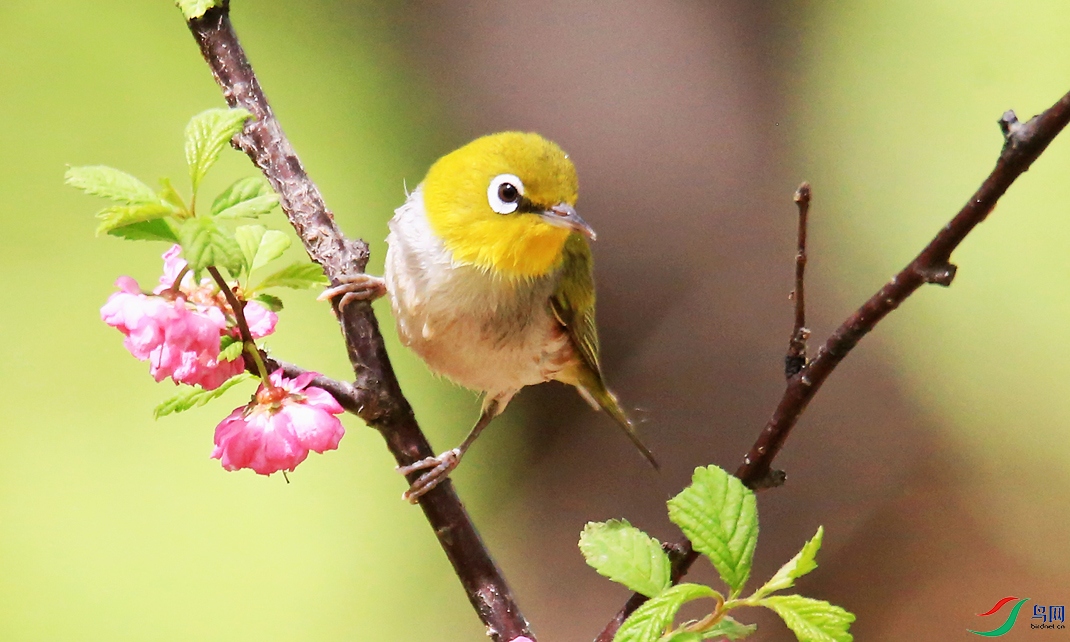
[102,246,345,475]
[212,370,345,475]
[101,245,276,390]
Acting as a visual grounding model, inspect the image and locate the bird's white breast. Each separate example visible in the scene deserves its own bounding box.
[383,187,572,400]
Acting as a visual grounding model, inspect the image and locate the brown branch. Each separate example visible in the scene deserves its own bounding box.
[185,3,533,641]
[785,183,811,379]
[597,93,1070,641]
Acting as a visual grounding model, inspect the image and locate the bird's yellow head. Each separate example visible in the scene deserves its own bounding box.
[421,132,594,280]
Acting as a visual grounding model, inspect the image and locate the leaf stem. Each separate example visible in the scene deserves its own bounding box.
[165,265,191,299]
[682,594,726,633]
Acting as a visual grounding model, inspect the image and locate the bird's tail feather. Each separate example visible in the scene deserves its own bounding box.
[577,382,659,471]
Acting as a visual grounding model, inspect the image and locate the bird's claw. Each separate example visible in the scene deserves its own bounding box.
[397,448,462,503]
[318,274,387,312]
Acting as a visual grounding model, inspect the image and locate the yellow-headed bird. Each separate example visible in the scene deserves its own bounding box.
[322,132,656,501]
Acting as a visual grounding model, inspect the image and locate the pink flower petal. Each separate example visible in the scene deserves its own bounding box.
[243,301,278,339]
[284,402,344,453]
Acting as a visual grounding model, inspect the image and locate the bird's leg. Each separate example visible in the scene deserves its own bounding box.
[398,398,501,503]
[317,274,387,312]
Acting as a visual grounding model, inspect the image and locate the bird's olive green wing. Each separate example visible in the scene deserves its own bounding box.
[551,234,603,380]
[551,234,659,469]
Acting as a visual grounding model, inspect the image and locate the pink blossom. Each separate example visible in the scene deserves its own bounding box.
[243,301,277,339]
[101,245,277,390]
[211,370,345,475]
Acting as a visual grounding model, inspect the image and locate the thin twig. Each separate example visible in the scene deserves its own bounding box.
[207,266,271,383]
[785,182,811,379]
[185,3,533,641]
[597,94,1070,642]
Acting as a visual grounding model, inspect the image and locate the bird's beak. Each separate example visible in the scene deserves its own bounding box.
[540,203,597,241]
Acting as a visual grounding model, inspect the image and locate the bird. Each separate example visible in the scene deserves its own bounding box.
[321,131,657,502]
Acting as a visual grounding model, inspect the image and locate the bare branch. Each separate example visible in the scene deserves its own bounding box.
[785,182,812,379]
[597,90,1070,641]
[184,3,533,640]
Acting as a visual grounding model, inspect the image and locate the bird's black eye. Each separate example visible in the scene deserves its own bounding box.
[497,182,519,203]
[487,173,525,214]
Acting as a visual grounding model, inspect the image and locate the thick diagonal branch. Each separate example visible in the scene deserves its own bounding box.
[185,4,533,641]
[597,94,1070,641]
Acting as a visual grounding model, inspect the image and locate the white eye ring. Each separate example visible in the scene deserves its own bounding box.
[487,173,524,214]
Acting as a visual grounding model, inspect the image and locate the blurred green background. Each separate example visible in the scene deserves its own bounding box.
[3,1,1070,640]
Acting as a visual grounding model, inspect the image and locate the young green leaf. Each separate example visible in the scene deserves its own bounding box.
[656,615,756,642]
[214,194,279,220]
[153,373,254,419]
[254,262,328,291]
[178,216,245,275]
[185,107,253,194]
[176,0,222,20]
[96,203,174,236]
[579,519,672,598]
[212,176,277,217]
[251,230,290,271]
[616,584,716,642]
[159,177,189,217]
[753,527,823,600]
[696,616,756,640]
[761,595,854,642]
[218,336,245,363]
[65,165,158,205]
[107,219,181,243]
[235,225,291,273]
[254,293,284,312]
[235,225,266,269]
[658,632,702,642]
[667,466,758,595]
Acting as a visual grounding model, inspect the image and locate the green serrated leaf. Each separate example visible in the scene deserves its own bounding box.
[235,226,290,274]
[106,218,181,243]
[211,176,275,216]
[251,230,290,271]
[95,203,174,235]
[176,0,222,21]
[667,466,758,595]
[185,107,253,194]
[697,616,756,640]
[214,193,279,220]
[65,165,158,205]
[580,519,672,598]
[615,584,716,642]
[153,373,254,419]
[218,336,245,362]
[754,527,823,600]
[234,225,266,271]
[159,177,189,217]
[254,262,328,291]
[178,216,244,275]
[761,596,854,642]
[254,293,284,312]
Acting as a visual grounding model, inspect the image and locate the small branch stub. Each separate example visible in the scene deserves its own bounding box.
[785,182,811,378]
[917,263,958,287]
